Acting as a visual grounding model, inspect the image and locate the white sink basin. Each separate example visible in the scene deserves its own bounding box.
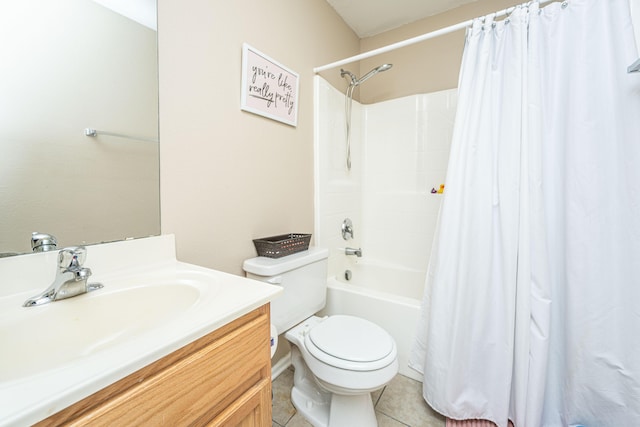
[1,281,203,382]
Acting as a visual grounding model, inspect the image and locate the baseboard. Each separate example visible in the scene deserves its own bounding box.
[271,351,292,381]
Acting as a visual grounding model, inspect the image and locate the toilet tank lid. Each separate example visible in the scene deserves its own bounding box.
[243,247,328,276]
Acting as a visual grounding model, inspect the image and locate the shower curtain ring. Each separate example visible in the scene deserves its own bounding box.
[503,7,515,25]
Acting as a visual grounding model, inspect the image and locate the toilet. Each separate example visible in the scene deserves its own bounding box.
[243,247,398,427]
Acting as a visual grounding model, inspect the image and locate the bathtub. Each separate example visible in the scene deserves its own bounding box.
[319,261,425,381]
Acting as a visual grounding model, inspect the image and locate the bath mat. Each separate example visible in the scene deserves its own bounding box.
[446,419,515,427]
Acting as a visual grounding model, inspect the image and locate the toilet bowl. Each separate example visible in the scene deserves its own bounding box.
[243,247,398,427]
[285,315,398,427]
[287,315,398,393]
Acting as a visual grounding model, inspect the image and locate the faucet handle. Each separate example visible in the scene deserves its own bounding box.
[342,218,354,240]
[58,246,87,269]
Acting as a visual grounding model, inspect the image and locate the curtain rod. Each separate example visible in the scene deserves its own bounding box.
[313,0,557,73]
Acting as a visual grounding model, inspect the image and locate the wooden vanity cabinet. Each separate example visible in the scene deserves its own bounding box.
[37,304,272,427]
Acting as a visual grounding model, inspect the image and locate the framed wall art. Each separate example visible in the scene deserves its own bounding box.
[240,43,299,127]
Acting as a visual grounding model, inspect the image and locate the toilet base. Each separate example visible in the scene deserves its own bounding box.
[290,346,378,427]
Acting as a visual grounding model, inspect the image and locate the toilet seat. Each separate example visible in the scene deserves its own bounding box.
[304,315,396,371]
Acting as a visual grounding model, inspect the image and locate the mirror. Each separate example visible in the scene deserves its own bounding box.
[0,0,159,256]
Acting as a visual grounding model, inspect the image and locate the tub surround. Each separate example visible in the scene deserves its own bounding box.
[0,235,281,426]
[314,76,456,280]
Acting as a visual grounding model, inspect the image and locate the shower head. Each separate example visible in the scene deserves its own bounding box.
[340,63,393,87]
[357,63,393,85]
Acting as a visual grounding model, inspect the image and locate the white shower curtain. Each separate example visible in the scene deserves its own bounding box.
[410,0,640,426]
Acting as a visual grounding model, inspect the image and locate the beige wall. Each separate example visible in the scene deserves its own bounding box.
[158,0,359,275]
[358,0,518,104]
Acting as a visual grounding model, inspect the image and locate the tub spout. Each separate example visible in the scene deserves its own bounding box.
[345,247,362,257]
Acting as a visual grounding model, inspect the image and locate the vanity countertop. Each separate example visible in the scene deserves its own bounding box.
[0,235,281,427]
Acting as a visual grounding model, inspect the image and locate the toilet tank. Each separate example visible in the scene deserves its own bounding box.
[243,247,328,333]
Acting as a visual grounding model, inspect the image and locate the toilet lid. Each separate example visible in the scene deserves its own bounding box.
[305,315,396,370]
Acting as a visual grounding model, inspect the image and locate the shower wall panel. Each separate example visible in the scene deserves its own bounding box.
[315,76,457,283]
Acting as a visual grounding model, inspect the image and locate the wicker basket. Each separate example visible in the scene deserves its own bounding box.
[252,233,311,258]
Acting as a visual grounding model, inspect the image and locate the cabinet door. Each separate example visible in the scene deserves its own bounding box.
[206,377,271,427]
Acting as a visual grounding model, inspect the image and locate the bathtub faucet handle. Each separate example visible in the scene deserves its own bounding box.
[345,247,362,257]
[342,218,354,240]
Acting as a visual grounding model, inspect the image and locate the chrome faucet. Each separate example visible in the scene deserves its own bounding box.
[31,232,58,252]
[342,218,354,240]
[345,247,362,257]
[23,246,103,307]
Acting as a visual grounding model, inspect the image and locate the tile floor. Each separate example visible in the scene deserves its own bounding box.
[272,367,446,427]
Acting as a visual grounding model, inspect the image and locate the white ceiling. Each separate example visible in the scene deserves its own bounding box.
[325,0,480,37]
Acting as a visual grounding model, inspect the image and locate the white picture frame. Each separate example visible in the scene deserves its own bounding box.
[240,43,299,127]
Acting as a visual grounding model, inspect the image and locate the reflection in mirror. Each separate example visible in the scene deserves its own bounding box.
[0,0,159,256]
